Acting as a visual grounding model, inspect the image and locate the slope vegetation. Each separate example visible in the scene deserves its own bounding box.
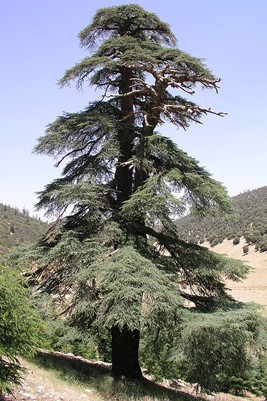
[176,186,267,250]
[0,203,48,258]
[175,187,267,309]
[205,238,267,310]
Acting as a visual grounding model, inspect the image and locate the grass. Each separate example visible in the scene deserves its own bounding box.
[19,357,104,401]
[31,351,203,401]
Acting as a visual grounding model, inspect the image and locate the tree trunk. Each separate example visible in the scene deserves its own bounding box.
[115,66,135,206]
[111,325,143,379]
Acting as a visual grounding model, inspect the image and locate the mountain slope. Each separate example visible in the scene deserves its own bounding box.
[204,237,267,310]
[0,203,48,258]
[176,186,267,250]
[175,187,267,310]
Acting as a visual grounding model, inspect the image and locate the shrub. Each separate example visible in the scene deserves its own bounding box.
[174,307,266,394]
[32,293,110,361]
[0,265,42,395]
[210,238,220,247]
[259,239,267,252]
[243,245,249,255]
[233,237,240,245]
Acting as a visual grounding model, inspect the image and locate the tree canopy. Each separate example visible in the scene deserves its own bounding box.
[26,4,263,387]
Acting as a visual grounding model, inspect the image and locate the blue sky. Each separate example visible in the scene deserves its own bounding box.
[1,1,267,217]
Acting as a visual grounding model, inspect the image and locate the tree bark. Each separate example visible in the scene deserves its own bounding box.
[111,325,143,379]
[112,67,144,380]
[115,66,135,206]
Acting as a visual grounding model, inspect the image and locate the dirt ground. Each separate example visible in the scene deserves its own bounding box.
[204,238,267,309]
[2,357,263,401]
[1,358,104,401]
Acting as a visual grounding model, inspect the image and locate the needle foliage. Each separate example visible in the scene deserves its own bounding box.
[22,4,266,388]
[0,265,42,394]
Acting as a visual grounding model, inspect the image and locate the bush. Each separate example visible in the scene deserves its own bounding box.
[175,307,267,393]
[243,245,249,255]
[0,265,42,395]
[210,239,219,248]
[259,239,267,252]
[233,237,240,245]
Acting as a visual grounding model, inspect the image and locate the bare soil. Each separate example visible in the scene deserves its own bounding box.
[2,358,104,401]
[204,238,267,309]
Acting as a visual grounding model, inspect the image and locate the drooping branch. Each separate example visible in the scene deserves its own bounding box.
[179,291,235,310]
[54,133,105,167]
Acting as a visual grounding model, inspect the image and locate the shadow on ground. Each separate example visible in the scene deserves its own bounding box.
[34,349,204,401]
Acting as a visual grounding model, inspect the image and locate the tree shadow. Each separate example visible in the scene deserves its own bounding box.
[32,350,205,401]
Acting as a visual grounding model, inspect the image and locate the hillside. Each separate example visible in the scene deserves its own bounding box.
[175,186,267,250]
[5,355,261,401]
[0,203,48,258]
[175,186,267,310]
[204,237,267,311]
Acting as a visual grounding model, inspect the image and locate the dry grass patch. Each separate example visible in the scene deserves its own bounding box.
[203,238,267,309]
[13,357,104,401]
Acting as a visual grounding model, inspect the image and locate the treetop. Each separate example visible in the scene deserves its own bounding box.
[79,4,176,50]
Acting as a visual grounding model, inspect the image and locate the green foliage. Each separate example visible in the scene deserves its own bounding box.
[243,245,249,255]
[140,304,267,396]
[233,237,240,245]
[72,245,183,333]
[259,239,267,252]
[0,265,42,394]
[143,305,266,394]
[31,292,109,361]
[17,3,266,386]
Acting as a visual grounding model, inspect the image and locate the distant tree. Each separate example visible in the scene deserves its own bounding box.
[29,4,252,383]
[259,239,267,253]
[175,187,267,250]
[243,245,249,255]
[244,228,261,245]
[210,238,220,247]
[233,237,240,245]
[9,224,15,234]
